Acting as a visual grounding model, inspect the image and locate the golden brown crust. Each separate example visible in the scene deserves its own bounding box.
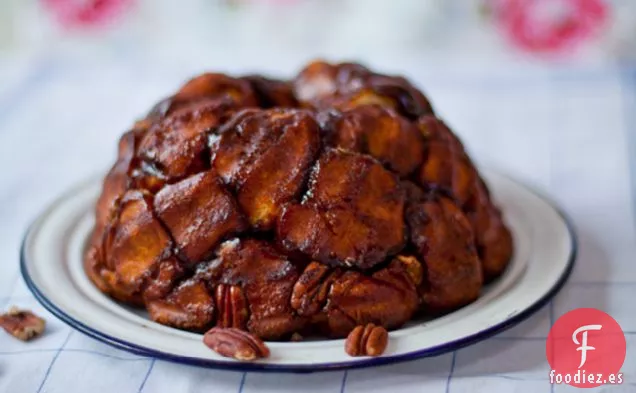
[210,108,321,230]
[173,73,259,109]
[85,61,513,342]
[146,279,215,331]
[136,99,235,183]
[294,60,434,119]
[464,181,514,282]
[417,116,476,205]
[154,170,247,263]
[242,75,298,108]
[94,131,137,238]
[416,116,514,280]
[95,190,174,305]
[142,258,184,302]
[277,149,406,269]
[407,195,483,313]
[322,105,425,177]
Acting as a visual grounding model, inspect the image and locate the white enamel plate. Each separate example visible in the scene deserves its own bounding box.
[21,170,576,372]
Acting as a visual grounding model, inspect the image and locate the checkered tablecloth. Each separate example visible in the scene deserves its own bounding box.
[0,56,634,393]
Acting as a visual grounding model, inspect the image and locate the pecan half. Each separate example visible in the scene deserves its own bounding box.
[215,284,248,329]
[0,307,46,341]
[203,327,270,360]
[345,323,388,357]
[291,262,340,316]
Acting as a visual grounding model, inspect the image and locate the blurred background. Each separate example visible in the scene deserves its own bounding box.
[1,0,635,64]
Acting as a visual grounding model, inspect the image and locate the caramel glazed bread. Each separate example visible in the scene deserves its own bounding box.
[85,61,513,341]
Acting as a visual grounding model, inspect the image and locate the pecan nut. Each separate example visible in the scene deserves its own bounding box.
[203,327,270,360]
[0,307,46,341]
[215,284,249,329]
[291,262,340,316]
[345,323,388,357]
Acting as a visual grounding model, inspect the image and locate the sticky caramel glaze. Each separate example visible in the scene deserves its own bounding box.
[86,129,146,305]
[241,75,299,108]
[406,192,483,313]
[210,108,321,230]
[319,105,425,177]
[293,60,434,119]
[85,61,513,340]
[277,149,406,270]
[86,190,176,306]
[136,98,239,184]
[154,170,247,264]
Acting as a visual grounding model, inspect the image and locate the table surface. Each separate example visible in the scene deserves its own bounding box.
[0,54,635,393]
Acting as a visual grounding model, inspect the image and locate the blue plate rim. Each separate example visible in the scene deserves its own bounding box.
[20,173,577,373]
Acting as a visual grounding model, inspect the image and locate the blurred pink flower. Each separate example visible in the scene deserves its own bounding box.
[42,0,134,29]
[225,0,299,5]
[491,0,608,54]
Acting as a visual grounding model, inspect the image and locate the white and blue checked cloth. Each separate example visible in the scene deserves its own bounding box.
[0,55,635,393]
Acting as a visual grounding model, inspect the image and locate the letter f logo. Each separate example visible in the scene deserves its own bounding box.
[572,324,602,368]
